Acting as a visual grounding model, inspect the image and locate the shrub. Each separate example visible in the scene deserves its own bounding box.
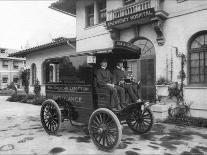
[7,82,17,95]
[7,94,26,102]
[32,95,46,105]
[20,94,36,103]
[155,77,171,85]
[20,69,30,94]
[33,79,41,96]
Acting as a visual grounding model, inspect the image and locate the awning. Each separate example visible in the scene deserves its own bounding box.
[70,41,140,60]
[112,41,141,59]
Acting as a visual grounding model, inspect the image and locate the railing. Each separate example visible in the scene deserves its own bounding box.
[107,0,151,21]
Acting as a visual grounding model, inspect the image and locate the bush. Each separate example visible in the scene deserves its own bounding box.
[20,69,30,94]
[155,77,171,85]
[21,94,36,103]
[7,94,26,102]
[7,92,46,106]
[34,79,41,96]
[32,95,46,105]
[7,82,17,95]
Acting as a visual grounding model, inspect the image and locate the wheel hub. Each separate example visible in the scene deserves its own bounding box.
[98,124,108,134]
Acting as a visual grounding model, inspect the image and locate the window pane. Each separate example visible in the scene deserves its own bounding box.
[200,67,205,74]
[195,35,205,46]
[191,41,201,49]
[200,52,204,59]
[205,34,207,45]
[190,75,199,83]
[190,67,199,75]
[190,53,199,60]
[86,5,94,26]
[200,60,204,66]
[89,16,94,26]
[205,59,207,66]
[200,75,205,82]
[98,0,106,23]
[88,5,94,14]
[190,60,199,67]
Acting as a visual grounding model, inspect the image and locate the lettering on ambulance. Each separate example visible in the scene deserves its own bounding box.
[50,94,82,104]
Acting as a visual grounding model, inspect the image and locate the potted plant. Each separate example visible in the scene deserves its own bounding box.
[155,77,171,97]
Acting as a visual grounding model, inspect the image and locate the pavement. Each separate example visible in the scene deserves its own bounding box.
[0,96,207,155]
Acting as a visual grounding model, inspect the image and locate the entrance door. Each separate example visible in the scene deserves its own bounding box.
[133,37,156,101]
[140,58,155,101]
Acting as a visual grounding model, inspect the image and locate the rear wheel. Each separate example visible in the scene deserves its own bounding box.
[126,108,154,134]
[88,108,122,151]
[40,99,61,135]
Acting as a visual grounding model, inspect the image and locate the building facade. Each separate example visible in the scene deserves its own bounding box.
[0,48,25,89]
[50,0,207,118]
[10,38,76,94]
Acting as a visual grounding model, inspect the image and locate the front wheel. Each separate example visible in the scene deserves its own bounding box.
[40,99,61,135]
[88,108,122,151]
[126,108,154,134]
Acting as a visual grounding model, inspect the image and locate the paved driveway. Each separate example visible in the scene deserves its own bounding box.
[0,96,207,155]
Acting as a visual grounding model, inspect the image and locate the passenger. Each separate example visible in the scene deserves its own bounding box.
[113,61,141,105]
[96,59,125,110]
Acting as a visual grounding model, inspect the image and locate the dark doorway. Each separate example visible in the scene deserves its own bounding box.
[132,37,156,101]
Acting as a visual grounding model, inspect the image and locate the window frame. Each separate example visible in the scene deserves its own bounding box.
[97,0,106,23]
[13,61,19,69]
[2,76,8,83]
[2,60,9,68]
[85,4,94,27]
[188,32,207,85]
[13,76,19,83]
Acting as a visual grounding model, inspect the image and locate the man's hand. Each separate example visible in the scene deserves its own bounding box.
[119,80,125,85]
[107,83,114,87]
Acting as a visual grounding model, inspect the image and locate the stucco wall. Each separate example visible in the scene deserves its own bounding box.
[25,45,75,95]
[76,0,113,52]
[75,0,207,117]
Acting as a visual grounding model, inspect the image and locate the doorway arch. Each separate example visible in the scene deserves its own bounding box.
[130,37,156,101]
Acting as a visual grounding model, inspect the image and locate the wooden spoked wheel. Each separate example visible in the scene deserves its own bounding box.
[40,99,61,135]
[88,108,122,151]
[126,108,154,134]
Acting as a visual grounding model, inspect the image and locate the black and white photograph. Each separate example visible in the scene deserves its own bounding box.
[0,0,207,154]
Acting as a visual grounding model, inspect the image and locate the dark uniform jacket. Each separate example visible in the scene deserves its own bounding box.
[96,68,113,87]
[113,67,127,85]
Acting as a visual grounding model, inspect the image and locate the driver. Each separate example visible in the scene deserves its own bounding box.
[113,60,141,105]
[96,59,125,110]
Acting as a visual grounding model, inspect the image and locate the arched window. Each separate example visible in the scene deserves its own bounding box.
[31,63,37,85]
[133,37,155,58]
[188,32,207,84]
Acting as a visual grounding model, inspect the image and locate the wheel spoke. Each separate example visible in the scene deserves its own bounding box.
[95,115,101,125]
[102,135,106,147]
[99,113,103,123]
[143,119,151,125]
[98,134,103,144]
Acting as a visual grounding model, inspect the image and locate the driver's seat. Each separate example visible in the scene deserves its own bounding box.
[93,70,115,108]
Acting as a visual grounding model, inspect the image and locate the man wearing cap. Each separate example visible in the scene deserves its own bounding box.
[96,59,125,110]
[113,61,141,105]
